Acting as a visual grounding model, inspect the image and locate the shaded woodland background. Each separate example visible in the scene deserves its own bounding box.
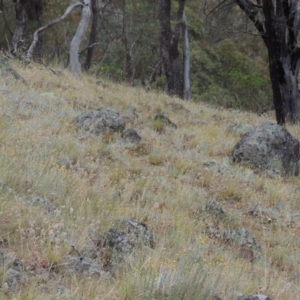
[0,0,272,112]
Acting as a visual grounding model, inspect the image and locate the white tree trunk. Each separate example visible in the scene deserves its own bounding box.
[70,0,91,76]
[182,10,191,101]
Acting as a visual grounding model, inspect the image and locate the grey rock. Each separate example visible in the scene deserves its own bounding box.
[74,108,126,135]
[237,295,271,300]
[212,296,223,300]
[154,113,177,129]
[4,259,27,291]
[64,255,101,277]
[121,128,141,144]
[0,248,17,266]
[86,219,154,271]
[29,196,57,213]
[170,103,190,114]
[231,122,299,176]
[226,123,254,136]
[222,228,261,254]
[205,200,226,220]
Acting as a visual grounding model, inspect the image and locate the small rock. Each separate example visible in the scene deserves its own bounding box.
[29,196,57,213]
[64,255,101,277]
[222,228,261,254]
[84,219,154,271]
[154,113,177,129]
[4,259,27,291]
[205,200,226,220]
[121,129,141,144]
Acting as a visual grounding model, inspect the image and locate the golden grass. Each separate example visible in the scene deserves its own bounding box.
[0,60,299,299]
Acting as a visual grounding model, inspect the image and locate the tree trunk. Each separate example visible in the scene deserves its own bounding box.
[70,0,91,76]
[122,0,133,83]
[236,0,300,124]
[159,0,185,98]
[12,0,26,54]
[84,0,97,70]
[182,10,191,101]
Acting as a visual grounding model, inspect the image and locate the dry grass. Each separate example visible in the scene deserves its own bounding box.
[0,60,299,299]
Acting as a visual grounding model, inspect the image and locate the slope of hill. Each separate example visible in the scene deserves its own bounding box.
[0,58,299,299]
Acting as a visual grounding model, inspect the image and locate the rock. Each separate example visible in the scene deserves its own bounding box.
[231,122,299,176]
[28,196,57,213]
[205,200,226,220]
[226,123,254,136]
[121,129,141,144]
[222,228,262,255]
[170,103,190,114]
[237,295,271,300]
[4,259,27,291]
[74,108,126,135]
[154,113,177,129]
[85,219,154,271]
[64,255,101,277]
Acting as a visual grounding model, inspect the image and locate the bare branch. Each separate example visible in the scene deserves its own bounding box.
[25,1,83,64]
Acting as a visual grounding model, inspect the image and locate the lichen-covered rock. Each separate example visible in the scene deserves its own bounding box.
[64,255,101,277]
[205,200,227,220]
[84,219,154,271]
[154,113,177,129]
[121,128,141,144]
[231,122,299,176]
[3,259,28,292]
[226,123,254,136]
[26,196,57,213]
[74,108,126,135]
[222,228,261,254]
[237,295,271,300]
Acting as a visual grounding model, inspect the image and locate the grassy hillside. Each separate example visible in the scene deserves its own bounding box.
[0,59,300,299]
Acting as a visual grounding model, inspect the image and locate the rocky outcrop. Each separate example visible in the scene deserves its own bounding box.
[231,122,299,176]
[121,128,141,144]
[74,108,126,135]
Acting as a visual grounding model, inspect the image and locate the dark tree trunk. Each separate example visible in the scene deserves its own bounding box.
[26,0,43,21]
[84,0,97,70]
[159,0,185,98]
[12,0,26,54]
[123,0,133,83]
[236,0,300,124]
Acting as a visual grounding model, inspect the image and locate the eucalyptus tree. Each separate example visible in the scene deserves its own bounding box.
[235,0,300,124]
